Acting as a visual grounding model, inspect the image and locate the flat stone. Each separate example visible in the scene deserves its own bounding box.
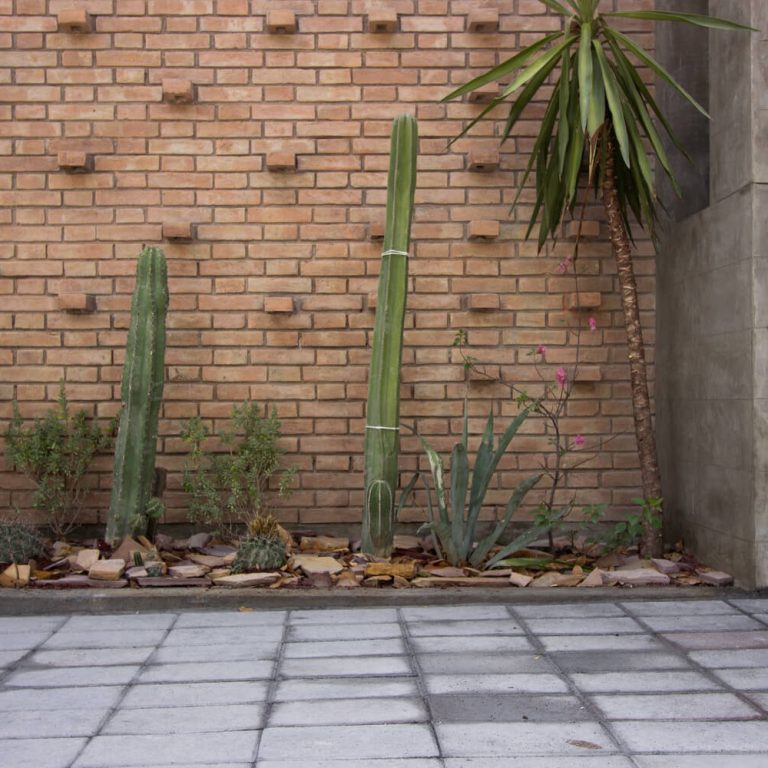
[110,537,148,563]
[603,569,670,586]
[522,618,643,636]
[515,603,625,618]
[274,677,418,702]
[0,708,107,739]
[508,572,534,587]
[88,559,125,581]
[187,553,231,568]
[137,660,272,683]
[365,561,418,579]
[153,533,174,551]
[661,631,768,650]
[280,655,411,678]
[213,572,280,587]
[75,549,101,571]
[611,721,768,754]
[571,670,717,693]
[425,566,466,578]
[531,572,583,588]
[425,674,567,696]
[121,681,269,709]
[552,651,691,673]
[622,600,737,616]
[651,558,680,574]
[299,535,349,552]
[283,637,406,659]
[403,604,510,621]
[696,569,734,586]
[578,568,605,587]
[411,636,533,654]
[334,571,360,588]
[408,619,524,638]
[0,737,86,768]
[291,555,343,576]
[169,564,209,578]
[187,532,213,550]
[0,563,31,587]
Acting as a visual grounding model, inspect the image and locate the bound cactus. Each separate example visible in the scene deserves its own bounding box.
[231,514,288,573]
[362,114,418,558]
[106,247,168,543]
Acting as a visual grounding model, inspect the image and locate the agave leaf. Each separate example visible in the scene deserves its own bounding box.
[442,33,563,102]
[556,52,572,174]
[420,436,449,526]
[586,48,605,137]
[488,556,555,569]
[450,442,469,562]
[592,40,630,167]
[539,0,570,15]
[396,471,420,519]
[605,10,757,32]
[577,19,593,130]
[606,27,709,118]
[499,36,578,102]
[469,473,542,567]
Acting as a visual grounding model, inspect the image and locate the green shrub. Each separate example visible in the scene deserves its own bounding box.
[181,402,296,537]
[0,519,44,564]
[5,383,113,538]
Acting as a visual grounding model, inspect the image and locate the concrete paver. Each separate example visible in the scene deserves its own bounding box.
[1,596,768,766]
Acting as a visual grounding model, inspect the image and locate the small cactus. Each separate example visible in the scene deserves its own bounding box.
[231,514,287,573]
[106,247,168,543]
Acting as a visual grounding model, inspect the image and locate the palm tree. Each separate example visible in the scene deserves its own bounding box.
[443,0,750,555]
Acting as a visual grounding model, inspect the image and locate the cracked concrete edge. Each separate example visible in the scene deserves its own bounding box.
[0,585,754,616]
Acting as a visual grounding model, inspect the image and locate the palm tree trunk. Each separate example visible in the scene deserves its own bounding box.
[601,138,663,557]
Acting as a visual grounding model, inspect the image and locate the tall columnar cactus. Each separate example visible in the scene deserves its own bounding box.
[362,114,418,557]
[106,247,168,543]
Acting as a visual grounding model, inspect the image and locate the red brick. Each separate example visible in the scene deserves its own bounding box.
[468,8,499,33]
[368,9,398,33]
[468,147,500,172]
[57,292,96,313]
[162,78,195,104]
[264,296,295,314]
[468,219,500,240]
[565,220,601,239]
[162,221,195,241]
[57,151,93,173]
[57,8,93,34]
[266,151,297,171]
[266,10,297,34]
[564,292,602,311]
[466,294,501,312]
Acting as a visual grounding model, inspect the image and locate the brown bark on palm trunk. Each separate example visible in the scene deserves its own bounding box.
[601,137,663,557]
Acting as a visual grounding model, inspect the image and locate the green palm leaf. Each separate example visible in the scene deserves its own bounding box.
[605,10,756,32]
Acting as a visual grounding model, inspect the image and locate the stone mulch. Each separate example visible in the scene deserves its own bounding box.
[0,530,734,591]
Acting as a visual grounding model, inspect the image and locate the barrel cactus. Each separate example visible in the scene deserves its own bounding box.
[106,247,168,543]
[231,515,288,573]
[0,521,44,565]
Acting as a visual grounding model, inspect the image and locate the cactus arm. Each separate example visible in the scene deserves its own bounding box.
[361,114,418,557]
[106,247,168,543]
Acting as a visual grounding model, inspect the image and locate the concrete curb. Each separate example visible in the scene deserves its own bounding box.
[0,585,750,615]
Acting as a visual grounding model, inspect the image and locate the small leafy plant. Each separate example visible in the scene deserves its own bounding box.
[181,402,296,537]
[5,383,113,538]
[587,496,663,556]
[414,398,546,569]
[0,518,45,565]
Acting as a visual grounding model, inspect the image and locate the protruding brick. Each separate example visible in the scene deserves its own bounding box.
[566,220,601,239]
[369,220,385,240]
[367,292,378,310]
[468,220,500,241]
[162,78,195,105]
[267,10,297,34]
[57,151,92,173]
[468,147,499,172]
[265,296,295,314]
[468,83,498,103]
[58,292,96,314]
[267,151,297,172]
[574,366,603,383]
[467,293,500,311]
[468,8,499,33]
[163,221,195,241]
[368,9,398,33]
[57,8,93,33]
[564,292,602,311]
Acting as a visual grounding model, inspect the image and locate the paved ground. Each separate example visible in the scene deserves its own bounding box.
[2,597,768,767]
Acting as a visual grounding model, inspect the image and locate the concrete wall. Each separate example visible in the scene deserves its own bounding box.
[657,0,768,587]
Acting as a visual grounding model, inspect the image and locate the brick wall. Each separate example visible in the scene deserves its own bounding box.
[0,0,656,530]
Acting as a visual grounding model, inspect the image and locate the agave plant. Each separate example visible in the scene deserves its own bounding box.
[417,400,552,570]
[442,0,752,555]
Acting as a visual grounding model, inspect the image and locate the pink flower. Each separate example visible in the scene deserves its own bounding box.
[556,367,567,387]
[588,316,597,332]
[573,435,585,447]
[536,344,547,360]
[556,256,572,274]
